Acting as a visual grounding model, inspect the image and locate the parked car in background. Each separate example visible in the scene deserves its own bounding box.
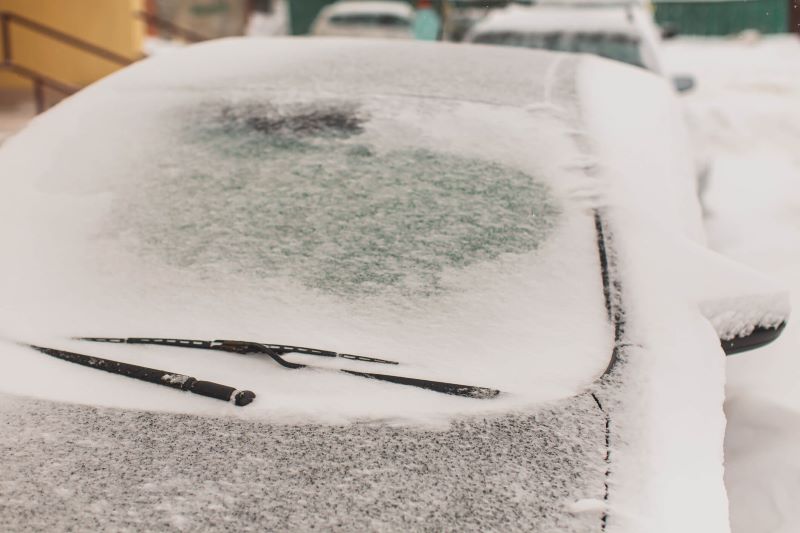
[441,0,511,41]
[465,2,696,92]
[0,38,787,531]
[311,0,414,39]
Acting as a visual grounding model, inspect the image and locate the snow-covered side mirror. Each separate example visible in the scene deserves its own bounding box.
[700,294,788,355]
[673,75,696,93]
[720,322,786,355]
[693,250,790,355]
[612,212,790,358]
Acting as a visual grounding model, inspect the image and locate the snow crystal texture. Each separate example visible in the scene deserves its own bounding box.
[0,393,607,532]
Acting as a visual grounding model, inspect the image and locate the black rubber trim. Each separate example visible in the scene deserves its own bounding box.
[595,212,624,378]
[721,322,786,355]
[591,211,624,532]
[341,370,500,399]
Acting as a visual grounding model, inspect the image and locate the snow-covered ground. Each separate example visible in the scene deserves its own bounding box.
[664,34,800,533]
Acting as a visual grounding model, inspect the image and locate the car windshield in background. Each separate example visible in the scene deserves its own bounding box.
[330,13,410,27]
[473,31,645,69]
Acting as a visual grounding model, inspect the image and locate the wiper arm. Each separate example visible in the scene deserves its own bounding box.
[78,337,501,400]
[78,337,400,366]
[24,343,256,406]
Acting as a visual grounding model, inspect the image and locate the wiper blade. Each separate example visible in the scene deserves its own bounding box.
[78,337,400,365]
[23,343,256,406]
[78,337,501,400]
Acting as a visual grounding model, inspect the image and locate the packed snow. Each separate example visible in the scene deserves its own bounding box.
[576,57,734,533]
[663,34,800,533]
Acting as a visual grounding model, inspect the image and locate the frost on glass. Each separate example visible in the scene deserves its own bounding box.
[123,100,561,298]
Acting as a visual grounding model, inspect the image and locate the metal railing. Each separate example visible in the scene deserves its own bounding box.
[0,11,136,113]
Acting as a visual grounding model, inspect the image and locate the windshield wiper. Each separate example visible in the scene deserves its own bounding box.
[77,337,501,399]
[78,337,400,365]
[24,343,256,406]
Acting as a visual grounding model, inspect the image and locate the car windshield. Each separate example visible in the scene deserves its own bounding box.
[0,42,613,422]
[330,13,410,27]
[474,31,645,68]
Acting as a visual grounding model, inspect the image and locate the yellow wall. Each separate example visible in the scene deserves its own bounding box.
[0,0,143,89]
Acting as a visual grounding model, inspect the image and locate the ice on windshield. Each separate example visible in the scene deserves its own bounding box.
[0,42,613,422]
[119,99,560,298]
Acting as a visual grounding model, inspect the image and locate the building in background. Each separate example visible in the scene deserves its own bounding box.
[654,0,795,35]
[148,0,250,40]
[0,0,143,104]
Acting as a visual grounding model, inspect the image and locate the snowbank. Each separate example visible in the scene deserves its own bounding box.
[664,35,800,533]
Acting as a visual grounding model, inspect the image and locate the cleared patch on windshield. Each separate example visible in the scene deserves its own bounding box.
[221,101,365,138]
[117,103,561,298]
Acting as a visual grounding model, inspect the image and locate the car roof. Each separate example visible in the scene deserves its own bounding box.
[107,37,575,109]
[470,4,642,38]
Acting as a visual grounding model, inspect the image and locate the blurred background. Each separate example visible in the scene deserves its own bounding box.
[0,1,798,532]
[0,0,797,125]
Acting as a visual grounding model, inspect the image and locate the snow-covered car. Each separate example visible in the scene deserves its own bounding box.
[464,3,696,92]
[0,39,788,532]
[311,0,414,39]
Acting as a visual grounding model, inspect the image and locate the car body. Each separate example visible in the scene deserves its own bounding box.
[311,0,415,39]
[0,38,788,532]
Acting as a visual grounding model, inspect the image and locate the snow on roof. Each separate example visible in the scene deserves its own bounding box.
[101,37,569,107]
[470,4,641,38]
[322,0,414,18]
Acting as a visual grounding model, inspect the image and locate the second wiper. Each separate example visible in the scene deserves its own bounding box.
[77,337,501,399]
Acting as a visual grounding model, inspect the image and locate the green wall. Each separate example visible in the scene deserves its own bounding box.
[288,0,332,35]
[654,0,790,35]
[289,0,792,37]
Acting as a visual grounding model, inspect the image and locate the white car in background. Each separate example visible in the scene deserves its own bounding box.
[465,3,695,91]
[311,0,415,39]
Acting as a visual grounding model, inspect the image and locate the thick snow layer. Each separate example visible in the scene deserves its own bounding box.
[577,57,789,337]
[577,57,732,532]
[663,35,800,533]
[0,39,613,423]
